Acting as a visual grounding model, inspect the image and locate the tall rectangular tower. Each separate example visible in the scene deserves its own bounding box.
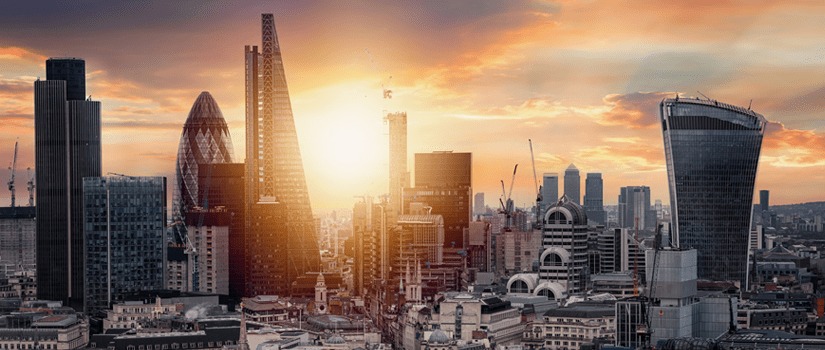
[660,98,766,283]
[563,164,580,205]
[408,152,471,248]
[244,14,320,295]
[584,173,605,225]
[540,173,559,215]
[387,112,408,216]
[618,186,652,230]
[35,58,101,308]
[83,176,166,313]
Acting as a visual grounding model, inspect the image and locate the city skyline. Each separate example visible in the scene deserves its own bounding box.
[2,2,825,211]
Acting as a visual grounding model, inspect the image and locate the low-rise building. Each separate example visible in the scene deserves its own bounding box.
[0,313,88,349]
[103,297,183,330]
[522,301,615,350]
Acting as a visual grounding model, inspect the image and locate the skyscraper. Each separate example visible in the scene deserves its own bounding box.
[473,192,485,215]
[540,173,559,215]
[660,97,766,283]
[83,176,166,313]
[387,112,408,216]
[584,173,606,225]
[618,186,653,230]
[759,190,770,212]
[35,58,101,308]
[244,14,320,295]
[406,152,472,248]
[564,164,580,205]
[173,91,235,219]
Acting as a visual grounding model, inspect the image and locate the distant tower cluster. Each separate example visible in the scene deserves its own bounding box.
[660,97,766,283]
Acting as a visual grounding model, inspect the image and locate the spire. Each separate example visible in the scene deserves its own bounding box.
[238,301,249,349]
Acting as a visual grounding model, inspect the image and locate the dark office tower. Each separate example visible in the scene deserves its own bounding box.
[83,176,166,314]
[584,173,606,225]
[387,112,408,216]
[173,91,235,219]
[244,14,320,294]
[45,58,85,101]
[540,173,559,215]
[564,164,581,205]
[618,186,653,230]
[660,98,766,283]
[35,58,101,309]
[197,163,245,298]
[759,190,770,212]
[407,152,472,248]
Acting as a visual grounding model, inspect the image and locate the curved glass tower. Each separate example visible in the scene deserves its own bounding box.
[173,91,235,219]
[660,97,766,283]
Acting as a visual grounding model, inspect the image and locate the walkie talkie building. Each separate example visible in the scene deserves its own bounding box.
[660,97,766,283]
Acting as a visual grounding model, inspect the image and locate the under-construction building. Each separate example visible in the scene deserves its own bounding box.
[244,14,321,296]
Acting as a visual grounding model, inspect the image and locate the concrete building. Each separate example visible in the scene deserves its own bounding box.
[185,208,230,295]
[388,112,410,217]
[102,297,183,330]
[522,301,616,350]
[0,206,36,273]
[0,313,88,349]
[431,293,523,346]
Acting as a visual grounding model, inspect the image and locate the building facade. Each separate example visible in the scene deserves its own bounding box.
[35,57,102,308]
[83,176,166,314]
[185,208,230,295]
[563,165,581,205]
[0,206,36,272]
[584,173,605,225]
[388,112,409,216]
[618,186,654,230]
[540,173,559,216]
[407,152,472,249]
[244,14,321,295]
[660,97,767,282]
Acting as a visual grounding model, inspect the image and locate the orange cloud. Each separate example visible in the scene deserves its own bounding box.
[597,92,674,128]
[762,121,825,167]
[0,46,45,62]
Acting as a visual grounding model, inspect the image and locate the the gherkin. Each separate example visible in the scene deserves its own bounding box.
[173,91,235,219]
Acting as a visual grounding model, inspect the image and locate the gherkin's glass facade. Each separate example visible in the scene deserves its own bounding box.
[660,98,766,283]
[173,92,235,219]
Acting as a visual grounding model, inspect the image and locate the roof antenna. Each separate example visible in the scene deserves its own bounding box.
[748,99,753,110]
[697,91,710,100]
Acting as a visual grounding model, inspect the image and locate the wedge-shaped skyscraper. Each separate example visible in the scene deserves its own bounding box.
[173,91,235,219]
[244,14,320,296]
[660,97,766,283]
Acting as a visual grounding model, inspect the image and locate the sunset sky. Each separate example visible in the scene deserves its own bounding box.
[1,1,824,211]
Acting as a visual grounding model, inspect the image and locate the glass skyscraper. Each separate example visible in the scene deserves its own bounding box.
[584,173,605,225]
[660,97,766,283]
[83,176,166,314]
[540,172,559,216]
[564,164,581,205]
[173,91,235,220]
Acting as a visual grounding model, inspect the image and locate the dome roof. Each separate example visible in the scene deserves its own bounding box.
[326,334,346,344]
[428,329,451,344]
[544,194,588,225]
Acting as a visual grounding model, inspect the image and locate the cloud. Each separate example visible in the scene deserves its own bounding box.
[762,121,825,167]
[596,92,673,128]
[0,46,45,62]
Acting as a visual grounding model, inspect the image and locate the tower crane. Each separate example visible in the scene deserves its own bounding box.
[26,168,34,207]
[498,164,518,229]
[7,140,18,207]
[528,139,543,227]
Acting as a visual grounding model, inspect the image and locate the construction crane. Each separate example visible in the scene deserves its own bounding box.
[498,164,518,229]
[528,139,543,227]
[26,168,34,207]
[7,141,18,207]
[637,223,664,349]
